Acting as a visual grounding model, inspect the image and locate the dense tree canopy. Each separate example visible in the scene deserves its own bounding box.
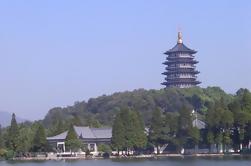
[148,109,164,154]
[43,87,233,129]
[0,87,251,157]
[32,124,48,152]
[112,108,147,154]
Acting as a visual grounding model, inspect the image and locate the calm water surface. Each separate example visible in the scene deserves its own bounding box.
[1,156,251,166]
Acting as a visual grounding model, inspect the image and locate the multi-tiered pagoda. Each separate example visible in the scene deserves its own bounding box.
[162,32,201,88]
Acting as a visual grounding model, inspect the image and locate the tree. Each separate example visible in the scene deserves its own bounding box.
[220,109,233,152]
[0,125,4,149]
[207,131,215,152]
[65,124,82,153]
[148,109,164,154]
[163,112,179,150]
[112,112,126,153]
[205,98,234,153]
[48,118,66,136]
[119,108,132,152]
[164,113,178,136]
[222,130,231,152]
[229,99,251,151]
[98,144,112,153]
[189,127,200,147]
[215,132,223,152]
[206,106,219,128]
[177,107,193,150]
[205,106,219,152]
[32,124,48,152]
[7,113,20,151]
[16,125,33,154]
[241,89,251,112]
[130,111,147,150]
[189,94,204,112]
[112,108,147,155]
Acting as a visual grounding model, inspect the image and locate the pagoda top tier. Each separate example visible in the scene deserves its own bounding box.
[164,32,197,55]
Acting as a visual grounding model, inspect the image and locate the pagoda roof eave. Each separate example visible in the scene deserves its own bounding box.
[164,43,197,54]
[162,81,201,85]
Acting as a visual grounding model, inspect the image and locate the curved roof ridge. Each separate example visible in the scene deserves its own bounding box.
[47,126,112,140]
[46,131,68,140]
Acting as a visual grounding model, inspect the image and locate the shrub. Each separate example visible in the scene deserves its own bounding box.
[4,150,15,160]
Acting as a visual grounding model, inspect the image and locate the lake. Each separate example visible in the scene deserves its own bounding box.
[1,156,251,166]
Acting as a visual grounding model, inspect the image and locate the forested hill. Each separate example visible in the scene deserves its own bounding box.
[42,87,236,131]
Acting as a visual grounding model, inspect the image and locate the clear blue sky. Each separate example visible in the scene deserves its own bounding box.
[0,0,250,120]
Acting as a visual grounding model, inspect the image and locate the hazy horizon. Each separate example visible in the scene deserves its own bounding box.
[0,0,250,120]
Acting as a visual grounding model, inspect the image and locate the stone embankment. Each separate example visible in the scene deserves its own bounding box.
[12,153,239,161]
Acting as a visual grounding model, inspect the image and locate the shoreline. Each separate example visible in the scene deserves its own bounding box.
[9,153,248,161]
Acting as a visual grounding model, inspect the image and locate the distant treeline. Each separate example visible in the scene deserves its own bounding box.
[1,87,251,158]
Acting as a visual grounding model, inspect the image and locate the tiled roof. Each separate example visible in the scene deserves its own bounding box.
[47,131,68,140]
[192,119,206,129]
[47,126,112,140]
[165,43,196,54]
[74,126,96,139]
[91,128,112,138]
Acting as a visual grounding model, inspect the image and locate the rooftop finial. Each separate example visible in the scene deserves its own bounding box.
[177,32,183,44]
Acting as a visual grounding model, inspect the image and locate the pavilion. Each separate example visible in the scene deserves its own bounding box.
[47,126,112,154]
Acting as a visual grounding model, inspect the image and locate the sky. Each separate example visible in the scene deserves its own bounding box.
[0,0,250,120]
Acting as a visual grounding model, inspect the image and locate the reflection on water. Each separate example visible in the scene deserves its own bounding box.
[1,156,251,166]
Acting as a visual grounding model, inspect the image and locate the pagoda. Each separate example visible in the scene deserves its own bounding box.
[162,32,201,88]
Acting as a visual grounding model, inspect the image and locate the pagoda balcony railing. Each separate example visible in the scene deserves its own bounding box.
[163,80,201,84]
[162,83,201,87]
[162,70,200,75]
[179,65,195,68]
[177,55,194,59]
[179,75,197,79]
[166,56,195,60]
[165,75,197,79]
[165,66,195,70]
[163,60,198,65]
[161,82,201,86]
[165,77,197,81]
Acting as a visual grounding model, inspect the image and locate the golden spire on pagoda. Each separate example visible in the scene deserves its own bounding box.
[177,32,183,44]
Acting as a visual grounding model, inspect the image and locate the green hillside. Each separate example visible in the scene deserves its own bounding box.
[42,86,234,135]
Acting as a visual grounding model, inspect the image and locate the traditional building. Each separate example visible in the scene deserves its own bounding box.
[47,126,112,154]
[162,32,201,88]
